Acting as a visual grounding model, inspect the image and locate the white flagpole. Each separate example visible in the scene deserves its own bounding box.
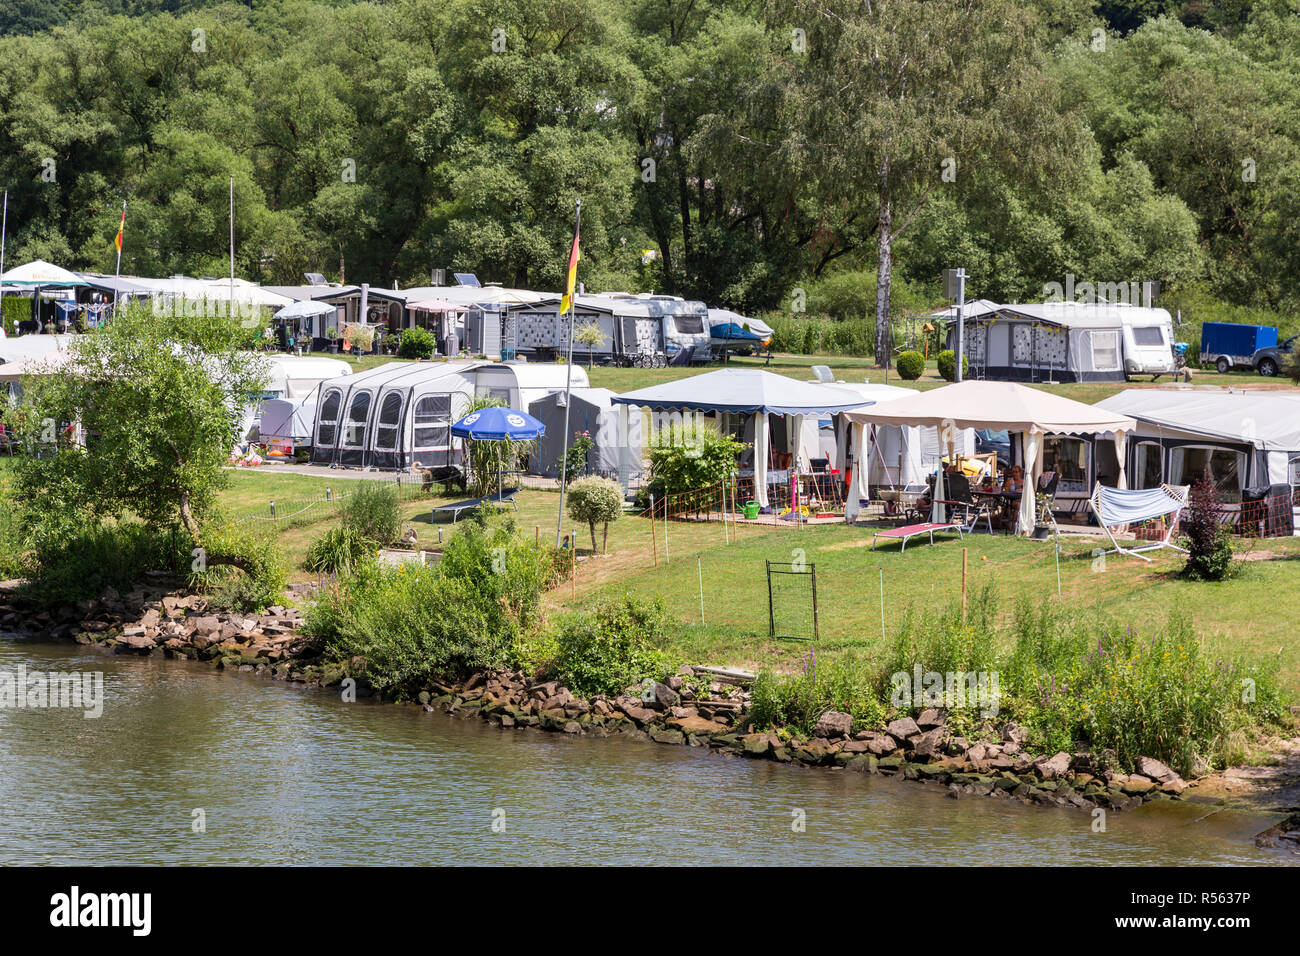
[112,199,125,320]
[229,175,236,323]
[555,199,581,548]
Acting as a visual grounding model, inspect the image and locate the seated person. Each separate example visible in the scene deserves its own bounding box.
[1002,465,1024,493]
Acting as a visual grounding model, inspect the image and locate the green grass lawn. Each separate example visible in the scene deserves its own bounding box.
[213,466,1300,697]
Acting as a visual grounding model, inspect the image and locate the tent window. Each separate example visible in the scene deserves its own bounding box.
[1170,445,1245,503]
[1290,455,1300,489]
[316,389,341,447]
[1134,442,1162,489]
[375,393,403,451]
[1132,326,1164,346]
[673,315,704,334]
[414,393,452,450]
[342,391,371,447]
[1091,331,1120,370]
[1041,437,1090,493]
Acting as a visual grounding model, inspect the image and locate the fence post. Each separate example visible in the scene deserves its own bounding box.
[698,555,705,625]
[270,499,275,518]
[879,567,886,642]
[961,547,967,622]
[649,494,658,568]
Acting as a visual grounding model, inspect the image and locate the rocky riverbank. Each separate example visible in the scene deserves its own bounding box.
[0,578,1253,819]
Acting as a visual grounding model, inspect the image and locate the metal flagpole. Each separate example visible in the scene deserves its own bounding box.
[0,191,7,329]
[229,175,236,323]
[112,199,125,320]
[555,199,582,547]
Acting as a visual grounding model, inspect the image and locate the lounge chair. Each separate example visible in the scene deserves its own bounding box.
[430,488,520,524]
[871,521,963,552]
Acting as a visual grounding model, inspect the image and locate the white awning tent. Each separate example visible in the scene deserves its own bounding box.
[610,369,871,504]
[826,383,976,518]
[1096,388,1300,496]
[844,380,1136,534]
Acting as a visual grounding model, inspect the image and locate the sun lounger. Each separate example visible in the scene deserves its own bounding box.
[871,521,963,552]
[430,488,519,524]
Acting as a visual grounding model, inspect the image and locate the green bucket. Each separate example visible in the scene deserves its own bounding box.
[743,500,760,520]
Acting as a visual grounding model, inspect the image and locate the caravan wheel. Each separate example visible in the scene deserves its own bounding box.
[1216,356,1231,374]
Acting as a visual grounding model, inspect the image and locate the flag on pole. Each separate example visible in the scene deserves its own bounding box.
[559,206,581,315]
[114,205,126,252]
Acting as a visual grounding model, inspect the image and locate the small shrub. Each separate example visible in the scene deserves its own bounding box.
[895,350,925,380]
[1181,471,1234,581]
[556,430,594,482]
[341,483,402,547]
[194,523,288,613]
[936,349,968,381]
[20,521,187,607]
[398,326,437,359]
[305,525,373,576]
[551,598,671,697]
[748,651,885,735]
[566,475,623,552]
[646,419,745,497]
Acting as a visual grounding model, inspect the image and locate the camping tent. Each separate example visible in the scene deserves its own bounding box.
[1095,388,1300,502]
[310,360,487,470]
[610,369,870,504]
[844,380,1136,533]
[529,387,644,480]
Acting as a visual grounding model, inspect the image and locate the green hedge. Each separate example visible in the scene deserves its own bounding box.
[895,350,925,380]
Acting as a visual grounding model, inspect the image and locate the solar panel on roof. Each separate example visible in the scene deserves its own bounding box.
[454,273,481,287]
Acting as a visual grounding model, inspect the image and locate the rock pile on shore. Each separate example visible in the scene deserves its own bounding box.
[7,583,1193,814]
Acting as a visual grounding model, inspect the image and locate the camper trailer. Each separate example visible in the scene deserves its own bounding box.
[510,293,712,366]
[474,362,589,410]
[942,302,1176,382]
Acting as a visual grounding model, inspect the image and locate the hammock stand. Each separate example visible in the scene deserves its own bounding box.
[1088,482,1190,562]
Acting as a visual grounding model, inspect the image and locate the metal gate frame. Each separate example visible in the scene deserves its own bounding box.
[765,559,820,642]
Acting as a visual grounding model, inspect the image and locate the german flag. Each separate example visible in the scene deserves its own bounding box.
[114,205,125,253]
[559,201,581,315]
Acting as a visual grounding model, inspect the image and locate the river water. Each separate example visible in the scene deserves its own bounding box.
[0,640,1289,866]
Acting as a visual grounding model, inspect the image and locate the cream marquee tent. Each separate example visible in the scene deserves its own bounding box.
[843,380,1137,533]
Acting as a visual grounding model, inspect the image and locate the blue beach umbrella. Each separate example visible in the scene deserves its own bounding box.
[451,407,545,496]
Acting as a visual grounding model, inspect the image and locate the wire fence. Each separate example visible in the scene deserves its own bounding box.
[229,473,436,526]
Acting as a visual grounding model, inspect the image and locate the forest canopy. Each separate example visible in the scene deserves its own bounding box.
[0,0,1296,322]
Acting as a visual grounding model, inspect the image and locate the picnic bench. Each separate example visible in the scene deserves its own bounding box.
[870,521,963,552]
[430,488,519,524]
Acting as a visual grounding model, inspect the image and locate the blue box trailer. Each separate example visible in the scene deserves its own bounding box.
[1200,322,1277,372]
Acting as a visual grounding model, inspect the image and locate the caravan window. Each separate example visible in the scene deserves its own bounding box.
[413,393,452,450]
[673,315,704,335]
[374,392,404,451]
[342,391,371,447]
[1041,437,1090,493]
[1132,326,1164,346]
[1170,445,1245,503]
[316,389,341,447]
[1134,442,1162,490]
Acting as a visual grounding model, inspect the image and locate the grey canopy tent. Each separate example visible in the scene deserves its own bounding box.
[528,387,643,479]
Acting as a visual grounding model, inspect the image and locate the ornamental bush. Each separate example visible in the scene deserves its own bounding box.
[398,326,436,359]
[895,350,925,380]
[937,349,968,381]
[567,475,623,552]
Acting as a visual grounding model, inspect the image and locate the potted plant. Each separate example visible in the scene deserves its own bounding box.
[343,323,374,355]
[1031,491,1053,539]
[326,326,339,353]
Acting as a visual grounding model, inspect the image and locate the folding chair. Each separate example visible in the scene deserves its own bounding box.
[1088,483,1190,561]
[942,472,994,534]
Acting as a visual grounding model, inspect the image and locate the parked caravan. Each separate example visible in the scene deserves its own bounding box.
[474,361,589,410]
[941,302,1176,382]
[528,387,644,480]
[509,293,712,366]
[310,360,486,470]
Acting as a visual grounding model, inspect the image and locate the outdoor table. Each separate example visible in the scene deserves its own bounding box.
[971,489,1021,532]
